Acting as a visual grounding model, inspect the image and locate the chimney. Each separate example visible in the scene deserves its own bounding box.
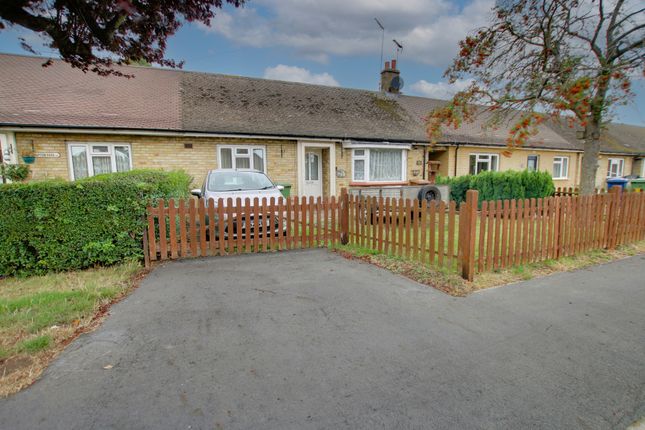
[380,59,401,94]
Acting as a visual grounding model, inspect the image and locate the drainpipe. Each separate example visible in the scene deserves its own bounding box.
[453,144,460,177]
[422,148,427,180]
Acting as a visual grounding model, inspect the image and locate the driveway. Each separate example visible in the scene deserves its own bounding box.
[1,250,644,429]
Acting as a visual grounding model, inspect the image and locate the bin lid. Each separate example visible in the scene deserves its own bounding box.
[630,178,645,183]
[606,177,629,183]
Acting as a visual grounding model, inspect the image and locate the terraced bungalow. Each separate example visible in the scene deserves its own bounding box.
[1,53,643,195]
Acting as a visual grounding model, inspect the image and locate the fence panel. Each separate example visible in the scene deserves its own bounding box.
[145,190,645,281]
[473,190,645,273]
[146,196,342,260]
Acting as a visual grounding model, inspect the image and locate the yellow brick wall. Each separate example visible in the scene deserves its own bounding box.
[594,154,634,188]
[16,132,638,195]
[407,146,426,181]
[335,143,352,191]
[15,132,299,191]
[455,146,584,188]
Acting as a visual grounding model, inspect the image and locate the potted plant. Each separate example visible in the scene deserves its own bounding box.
[21,152,36,164]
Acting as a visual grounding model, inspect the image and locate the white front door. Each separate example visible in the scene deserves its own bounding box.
[303,148,323,197]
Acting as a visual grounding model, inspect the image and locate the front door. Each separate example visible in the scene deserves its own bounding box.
[303,148,323,198]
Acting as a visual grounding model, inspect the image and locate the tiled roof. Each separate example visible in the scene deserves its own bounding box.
[0,53,642,154]
[0,54,181,130]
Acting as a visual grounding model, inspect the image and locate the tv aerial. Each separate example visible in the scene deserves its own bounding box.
[374,18,385,75]
[393,39,403,64]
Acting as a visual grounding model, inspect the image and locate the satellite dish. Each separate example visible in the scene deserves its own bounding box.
[390,76,404,91]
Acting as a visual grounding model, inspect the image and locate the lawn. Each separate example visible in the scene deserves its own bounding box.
[0,261,144,397]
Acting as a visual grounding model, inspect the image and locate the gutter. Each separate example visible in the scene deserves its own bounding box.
[0,124,433,146]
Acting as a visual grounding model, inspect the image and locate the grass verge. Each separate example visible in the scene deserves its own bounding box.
[333,244,471,297]
[333,240,645,297]
[472,241,645,291]
[0,260,145,397]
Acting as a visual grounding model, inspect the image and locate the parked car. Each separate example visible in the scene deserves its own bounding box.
[190,169,286,239]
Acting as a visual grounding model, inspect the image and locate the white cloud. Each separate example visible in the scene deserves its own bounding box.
[203,0,494,67]
[410,78,474,99]
[263,64,339,86]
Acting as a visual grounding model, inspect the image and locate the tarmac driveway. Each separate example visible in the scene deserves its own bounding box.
[1,250,644,429]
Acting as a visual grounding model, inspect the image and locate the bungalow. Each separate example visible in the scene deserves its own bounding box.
[1,53,643,196]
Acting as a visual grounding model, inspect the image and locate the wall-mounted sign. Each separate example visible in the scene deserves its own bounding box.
[336,168,346,178]
[35,152,60,158]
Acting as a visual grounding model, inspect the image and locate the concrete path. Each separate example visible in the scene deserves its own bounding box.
[1,250,643,429]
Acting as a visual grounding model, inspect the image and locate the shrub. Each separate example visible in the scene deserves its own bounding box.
[437,170,555,204]
[1,164,30,182]
[0,169,191,276]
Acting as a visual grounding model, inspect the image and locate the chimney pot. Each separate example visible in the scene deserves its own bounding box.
[384,61,390,70]
[391,59,397,70]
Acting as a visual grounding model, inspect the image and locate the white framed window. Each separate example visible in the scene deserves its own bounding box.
[352,148,406,182]
[527,155,539,172]
[67,143,132,180]
[607,158,624,178]
[218,145,266,172]
[469,153,499,175]
[552,156,569,179]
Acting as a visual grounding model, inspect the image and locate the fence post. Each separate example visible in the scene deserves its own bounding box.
[142,224,151,269]
[339,188,350,245]
[606,186,622,250]
[460,189,478,281]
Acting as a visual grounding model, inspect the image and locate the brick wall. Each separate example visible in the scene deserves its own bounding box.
[16,131,636,194]
[15,132,299,191]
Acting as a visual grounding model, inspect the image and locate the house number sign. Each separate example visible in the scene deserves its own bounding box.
[35,152,60,158]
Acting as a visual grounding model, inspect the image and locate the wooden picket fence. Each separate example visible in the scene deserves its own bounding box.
[347,195,466,273]
[554,186,606,196]
[144,196,346,264]
[475,189,645,273]
[143,188,645,281]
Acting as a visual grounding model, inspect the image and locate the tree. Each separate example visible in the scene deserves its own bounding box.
[0,0,244,76]
[427,0,644,194]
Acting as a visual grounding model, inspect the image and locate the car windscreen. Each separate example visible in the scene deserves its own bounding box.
[207,171,275,192]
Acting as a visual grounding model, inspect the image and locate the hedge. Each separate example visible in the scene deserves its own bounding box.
[0,170,191,276]
[436,170,555,205]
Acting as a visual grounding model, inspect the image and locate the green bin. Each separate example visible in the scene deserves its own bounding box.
[278,183,292,197]
[630,178,645,191]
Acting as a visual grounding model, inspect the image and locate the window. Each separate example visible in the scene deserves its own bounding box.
[527,155,539,172]
[469,154,499,175]
[305,152,319,181]
[68,143,131,180]
[607,158,624,178]
[552,156,569,179]
[352,148,405,182]
[218,145,266,172]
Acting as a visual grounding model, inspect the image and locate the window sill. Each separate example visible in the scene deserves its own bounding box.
[349,181,408,186]
[552,177,569,181]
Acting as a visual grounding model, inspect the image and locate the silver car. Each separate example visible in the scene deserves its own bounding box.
[191,169,286,239]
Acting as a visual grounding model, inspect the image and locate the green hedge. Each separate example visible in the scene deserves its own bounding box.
[0,170,191,276]
[437,170,555,204]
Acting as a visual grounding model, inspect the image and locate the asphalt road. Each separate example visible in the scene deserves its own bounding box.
[1,250,644,429]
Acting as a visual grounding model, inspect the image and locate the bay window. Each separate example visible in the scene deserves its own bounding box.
[607,158,624,178]
[352,148,405,182]
[552,156,569,179]
[68,143,131,180]
[218,145,266,172]
[469,153,499,175]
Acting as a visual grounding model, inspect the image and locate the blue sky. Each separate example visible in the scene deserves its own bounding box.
[0,0,643,125]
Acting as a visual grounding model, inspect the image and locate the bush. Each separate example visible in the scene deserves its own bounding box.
[0,169,191,276]
[1,164,30,182]
[437,170,555,204]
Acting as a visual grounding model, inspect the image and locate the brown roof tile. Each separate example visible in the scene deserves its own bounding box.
[0,53,642,155]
